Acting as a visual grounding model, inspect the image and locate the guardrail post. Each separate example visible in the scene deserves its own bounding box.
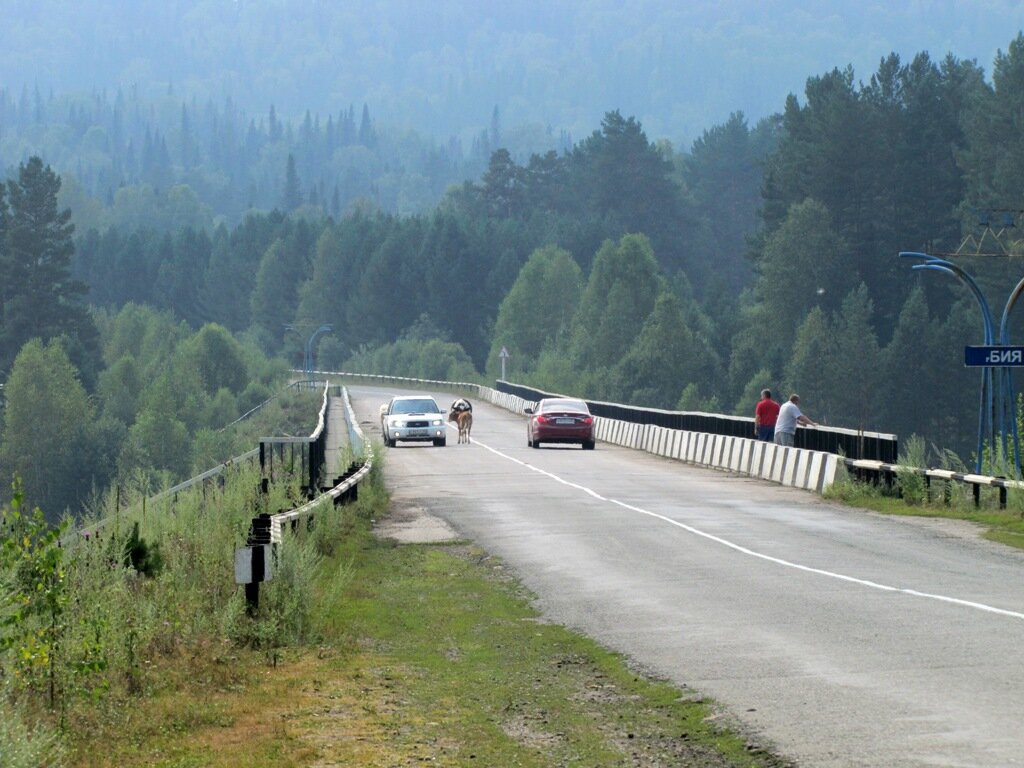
[243,514,274,615]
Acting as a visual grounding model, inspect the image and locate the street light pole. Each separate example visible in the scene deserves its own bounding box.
[285,323,333,384]
[901,251,1020,474]
[305,325,332,379]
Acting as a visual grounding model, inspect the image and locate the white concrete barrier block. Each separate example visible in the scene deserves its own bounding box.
[721,436,734,469]
[744,439,758,474]
[749,441,765,476]
[783,450,798,486]
[771,445,787,481]
[764,443,778,477]
[736,438,749,472]
[628,424,641,449]
[714,436,727,469]
[791,450,810,487]
[808,452,824,491]
[732,439,747,472]
[819,453,839,491]
[672,430,684,460]
[709,435,721,467]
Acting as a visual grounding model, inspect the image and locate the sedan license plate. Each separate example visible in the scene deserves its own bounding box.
[555,418,574,425]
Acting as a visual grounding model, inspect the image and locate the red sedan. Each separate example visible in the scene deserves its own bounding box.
[525,398,596,450]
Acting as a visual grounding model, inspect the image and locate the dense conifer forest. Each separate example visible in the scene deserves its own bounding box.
[3,28,1024,521]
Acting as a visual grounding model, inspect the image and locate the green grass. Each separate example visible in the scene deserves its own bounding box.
[63,471,792,767]
[301,478,789,768]
[825,465,1024,549]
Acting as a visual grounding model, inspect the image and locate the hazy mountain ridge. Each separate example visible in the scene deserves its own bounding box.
[3,0,1019,146]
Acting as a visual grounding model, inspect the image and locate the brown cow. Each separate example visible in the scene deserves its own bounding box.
[456,410,473,444]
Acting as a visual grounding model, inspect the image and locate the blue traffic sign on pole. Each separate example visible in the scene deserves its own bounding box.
[964,346,1024,367]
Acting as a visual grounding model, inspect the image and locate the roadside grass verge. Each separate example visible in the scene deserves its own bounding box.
[65,470,791,768]
[825,460,1024,550]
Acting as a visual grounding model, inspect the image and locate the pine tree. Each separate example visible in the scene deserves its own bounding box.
[282,153,303,211]
[0,157,99,383]
[358,103,375,147]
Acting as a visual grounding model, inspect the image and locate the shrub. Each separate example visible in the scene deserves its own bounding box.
[896,434,928,505]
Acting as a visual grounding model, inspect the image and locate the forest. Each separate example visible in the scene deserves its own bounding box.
[3,35,1024,522]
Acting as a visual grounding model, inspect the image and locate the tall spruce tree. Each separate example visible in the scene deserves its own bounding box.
[0,157,99,386]
[282,153,304,211]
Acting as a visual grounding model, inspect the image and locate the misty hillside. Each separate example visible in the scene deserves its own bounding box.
[3,0,1019,145]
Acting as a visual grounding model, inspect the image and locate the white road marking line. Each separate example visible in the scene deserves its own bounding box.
[472,437,1024,621]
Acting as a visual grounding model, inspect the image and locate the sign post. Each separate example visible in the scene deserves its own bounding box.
[499,346,510,380]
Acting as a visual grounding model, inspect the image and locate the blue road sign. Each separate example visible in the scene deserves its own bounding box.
[964,346,1024,367]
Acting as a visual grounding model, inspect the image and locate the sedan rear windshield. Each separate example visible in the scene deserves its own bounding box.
[540,399,589,413]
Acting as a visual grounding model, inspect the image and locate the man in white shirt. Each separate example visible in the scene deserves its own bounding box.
[773,394,816,447]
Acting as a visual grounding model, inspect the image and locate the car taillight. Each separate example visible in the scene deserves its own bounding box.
[536,415,555,424]
[582,416,593,425]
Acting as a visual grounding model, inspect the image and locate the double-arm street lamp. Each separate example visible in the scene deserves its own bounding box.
[285,323,333,381]
[901,252,1022,474]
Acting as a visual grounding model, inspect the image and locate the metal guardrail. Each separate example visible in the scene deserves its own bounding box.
[843,458,1022,509]
[153,448,260,502]
[258,381,331,495]
[306,369,482,398]
[241,384,373,612]
[268,385,372,542]
[74,381,320,539]
[218,378,322,432]
[156,379,328,502]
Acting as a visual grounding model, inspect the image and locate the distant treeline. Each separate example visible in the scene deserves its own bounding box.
[0,85,565,229]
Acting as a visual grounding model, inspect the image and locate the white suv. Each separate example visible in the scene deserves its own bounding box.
[380,395,447,447]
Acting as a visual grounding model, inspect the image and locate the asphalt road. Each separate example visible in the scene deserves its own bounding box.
[352,385,1024,768]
